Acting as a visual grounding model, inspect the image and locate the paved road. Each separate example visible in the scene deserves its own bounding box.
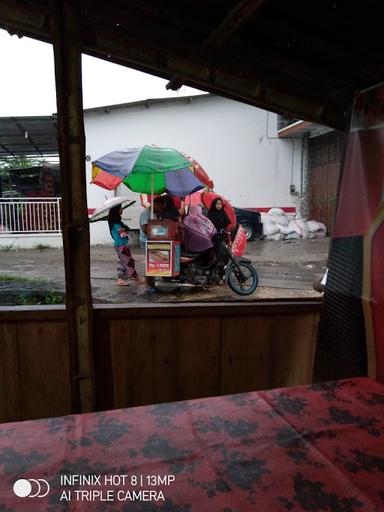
[0,238,329,304]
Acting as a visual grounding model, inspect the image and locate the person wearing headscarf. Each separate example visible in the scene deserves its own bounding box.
[108,204,141,286]
[182,205,217,252]
[207,197,230,232]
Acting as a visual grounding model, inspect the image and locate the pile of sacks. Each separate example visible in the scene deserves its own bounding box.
[262,208,327,241]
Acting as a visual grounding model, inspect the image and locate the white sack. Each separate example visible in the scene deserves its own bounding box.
[295,218,309,239]
[285,232,301,240]
[268,207,285,216]
[306,220,322,233]
[262,214,290,226]
[263,222,280,236]
[317,222,327,233]
[277,223,295,235]
[266,233,282,241]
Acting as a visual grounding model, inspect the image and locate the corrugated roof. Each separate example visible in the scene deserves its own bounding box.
[84,93,211,114]
[0,116,58,157]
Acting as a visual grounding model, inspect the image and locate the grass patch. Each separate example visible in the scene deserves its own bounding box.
[0,275,65,305]
[33,244,51,250]
[18,290,64,305]
[0,274,49,284]
[0,244,15,251]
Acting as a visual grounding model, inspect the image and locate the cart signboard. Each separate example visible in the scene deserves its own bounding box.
[146,241,180,277]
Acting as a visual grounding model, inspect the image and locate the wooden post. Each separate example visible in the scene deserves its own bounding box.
[52,1,94,412]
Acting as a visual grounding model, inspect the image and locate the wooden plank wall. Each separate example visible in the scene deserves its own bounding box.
[0,300,320,422]
[0,307,71,423]
[93,301,321,410]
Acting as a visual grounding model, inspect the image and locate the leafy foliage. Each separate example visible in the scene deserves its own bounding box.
[0,155,46,197]
[17,290,65,305]
[0,155,45,172]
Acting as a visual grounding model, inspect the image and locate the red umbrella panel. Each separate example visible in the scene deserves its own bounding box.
[184,154,214,189]
[201,191,237,230]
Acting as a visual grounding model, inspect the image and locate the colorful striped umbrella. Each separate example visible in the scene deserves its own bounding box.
[183,154,214,189]
[91,145,205,197]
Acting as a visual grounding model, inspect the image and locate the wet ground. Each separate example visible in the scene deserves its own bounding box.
[0,238,329,304]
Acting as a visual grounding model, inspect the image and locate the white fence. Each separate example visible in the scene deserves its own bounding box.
[0,198,62,234]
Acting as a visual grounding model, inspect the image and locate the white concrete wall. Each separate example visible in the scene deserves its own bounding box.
[83,95,303,244]
[0,234,63,249]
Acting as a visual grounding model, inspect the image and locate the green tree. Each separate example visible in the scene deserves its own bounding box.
[0,155,45,171]
[0,155,46,196]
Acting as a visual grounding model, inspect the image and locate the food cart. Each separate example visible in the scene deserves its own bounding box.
[145,219,181,277]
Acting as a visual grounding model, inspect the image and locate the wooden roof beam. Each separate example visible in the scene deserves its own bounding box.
[0,0,51,40]
[167,0,267,91]
[204,0,268,49]
[250,15,383,83]
[80,22,348,129]
[0,0,349,128]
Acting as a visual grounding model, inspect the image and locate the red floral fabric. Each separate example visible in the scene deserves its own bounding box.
[0,377,383,511]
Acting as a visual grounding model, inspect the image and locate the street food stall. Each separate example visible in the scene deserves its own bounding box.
[91,145,212,282]
[146,219,181,278]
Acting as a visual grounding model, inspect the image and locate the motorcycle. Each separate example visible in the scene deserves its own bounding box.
[156,233,259,296]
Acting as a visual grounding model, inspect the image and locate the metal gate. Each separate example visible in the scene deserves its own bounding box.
[0,197,62,234]
[309,131,345,235]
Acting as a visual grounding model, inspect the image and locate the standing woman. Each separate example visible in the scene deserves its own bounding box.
[108,205,140,286]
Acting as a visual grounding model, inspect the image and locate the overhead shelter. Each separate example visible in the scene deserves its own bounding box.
[0,0,383,420]
[1,0,384,129]
[0,115,58,158]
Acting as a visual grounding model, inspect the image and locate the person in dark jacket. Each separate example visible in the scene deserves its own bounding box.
[158,195,181,220]
[207,197,230,232]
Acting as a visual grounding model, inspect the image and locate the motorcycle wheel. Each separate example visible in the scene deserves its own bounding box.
[226,261,258,295]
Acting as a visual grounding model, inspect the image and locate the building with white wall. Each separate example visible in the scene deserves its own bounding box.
[0,94,305,248]
[85,94,304,245]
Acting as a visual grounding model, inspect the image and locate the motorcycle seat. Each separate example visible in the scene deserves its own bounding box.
[181,251,200,258]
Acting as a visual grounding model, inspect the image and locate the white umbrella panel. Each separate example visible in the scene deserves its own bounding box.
[89,197,136,223]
